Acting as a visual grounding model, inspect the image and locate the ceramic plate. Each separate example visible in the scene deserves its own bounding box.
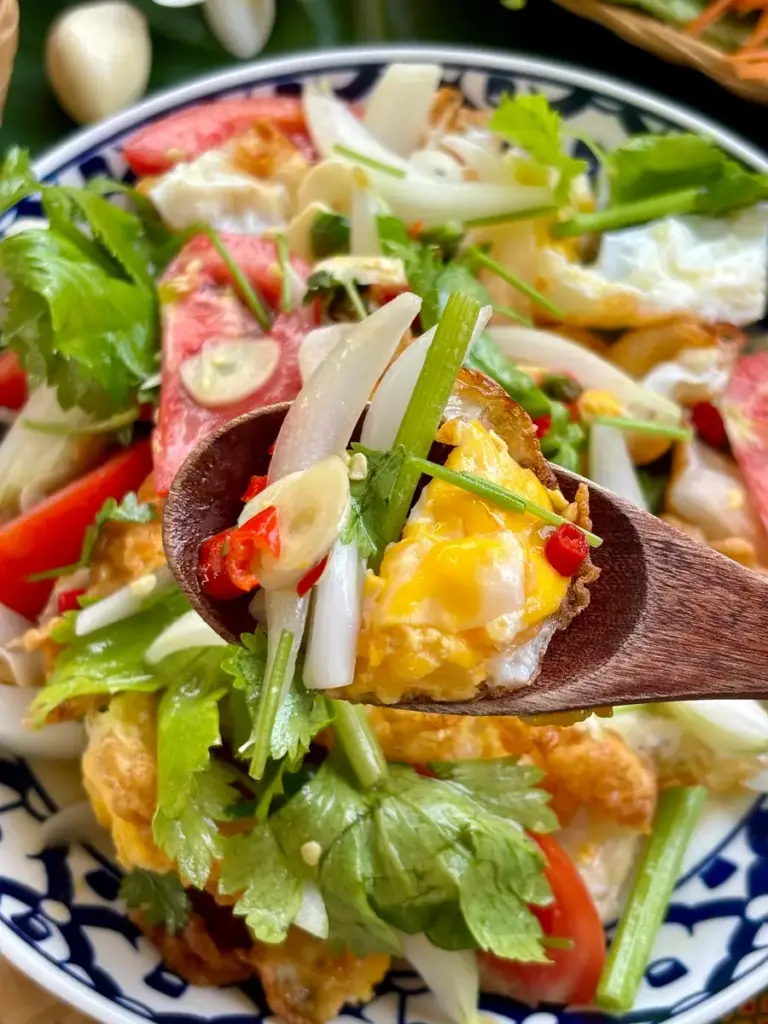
[1,44,767,1024]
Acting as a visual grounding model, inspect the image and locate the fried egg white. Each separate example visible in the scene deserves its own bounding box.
[348,418,570,704]
[538,207,768,329]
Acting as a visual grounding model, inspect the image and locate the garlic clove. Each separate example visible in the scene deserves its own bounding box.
[46,2,152,125]
[180,338,281,408]
[203,0,276,60]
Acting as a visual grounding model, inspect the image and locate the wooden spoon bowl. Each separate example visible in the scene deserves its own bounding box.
[164,403,768,717]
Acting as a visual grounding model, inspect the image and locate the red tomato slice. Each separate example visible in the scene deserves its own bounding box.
[0,351,28,410]
[479,833,606,1006]
[0,440,153,620]
[123,97,309,175]
[153,234,313,496]
[723,351,768,539]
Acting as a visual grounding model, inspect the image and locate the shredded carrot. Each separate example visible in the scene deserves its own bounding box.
[735,59,768,75]
[747,7,768,44]
[686,0,739,36]
[727,45,768,59]
[683,0,768,77]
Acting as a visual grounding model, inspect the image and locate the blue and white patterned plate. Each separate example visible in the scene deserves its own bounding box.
[1,45,767,1024]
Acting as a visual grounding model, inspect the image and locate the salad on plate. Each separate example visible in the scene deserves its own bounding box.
[0,61,767,1024]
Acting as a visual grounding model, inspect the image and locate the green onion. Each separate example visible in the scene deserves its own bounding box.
[596,786,707,1013]
[462,205,557,229]
[332,701,388,789]
[333,144,407,179]
[465,246,563,319]
[249,629,293,780]
[380,293,483,555]
[552,187,701,239]
[492,303,533,327]
[201,225,271,331]
[591,415,693,442]
[23,407,140,436]
[275,232,293,314]
[344,279,368,320]
[407,454,602,548]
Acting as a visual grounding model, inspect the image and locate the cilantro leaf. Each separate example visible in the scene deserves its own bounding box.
[30,589,190,725]
[31,491,156,581]
[489,93,586,204]
[0,147,38,215]
[120,869,191,934]
[218,824,302,943]
[606,133,727,204]
[431,759,558,833]
[223,631,331,767]
[342,446,408,561]
[310,211,351,259]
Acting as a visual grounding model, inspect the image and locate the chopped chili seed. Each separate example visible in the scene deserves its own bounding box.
[532,415,552,438]
[544,523,588,577]
[691,401,728,450]
[296,555,329,597]
[242,475,268,502]
[57,588,87,615]
[198,528,243,600]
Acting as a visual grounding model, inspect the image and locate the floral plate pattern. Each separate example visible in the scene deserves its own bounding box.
[0,45,767,1024]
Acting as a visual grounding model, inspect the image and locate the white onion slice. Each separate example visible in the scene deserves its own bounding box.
[409,148,464,182]
[293,880,329,939]
[401,933,480,1024]
[361,327,435,450]
[441,134,513,185]
[258,588,310,739]
[589,424,649,510]
[666,700,768,756]
[303,536,365,690]
[350,183,382,256]
[145,610,227,665]
[0,685,84,759]
[298,324,353,386]
[75,567,174,637]
[0,603,44,689]
[362,63,442,157]
[488,326,683,425]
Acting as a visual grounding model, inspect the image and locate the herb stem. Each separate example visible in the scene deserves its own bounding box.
[23,407,140,436]
[344,279,368,320]
[491,303,533,327]
[407,454,602,547]
[249,629,293,780]
[380,292,483,556]
[591,415,693,442]
[552,187,701,238]
[201,225,271,331]
[334,144,407,179]
[332,701,388,789]
[465,246,563,319]
[275,232,293,314]
[596,786,707,1013]
[462,205,557,229]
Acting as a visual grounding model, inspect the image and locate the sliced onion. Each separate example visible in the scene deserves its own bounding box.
[400,932,479,1024]
[298,324,353,386]
[488,326,683,425]
[408,149,464,182]
[285,200,332,261]
[293,880,329,939]
[362,63,442,157]
[145,610,227,665]
[0,685,84,759]
[311,255,406,289]
[744,756,768,793]
[75,567,174,637]
[350,182,382,256]
[440,134,513,185]
[303,536,366,690]
[0,603,44,689]
[361,326,435,450]
[665,700,768,756]
[40,801,111,851]
[259,588,310,734]
[589,424,649,510]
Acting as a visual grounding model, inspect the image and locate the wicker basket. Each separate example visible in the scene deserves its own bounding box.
[552,0,768,103]
[0,0,18,121]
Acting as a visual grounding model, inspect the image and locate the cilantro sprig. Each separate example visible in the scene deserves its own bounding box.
[120,869,191,934]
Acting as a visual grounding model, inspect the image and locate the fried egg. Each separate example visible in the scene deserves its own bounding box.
[348,418,571,704]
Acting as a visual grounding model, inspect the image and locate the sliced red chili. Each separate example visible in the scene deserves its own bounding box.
[224,505,282,593]
[544,523,588,577]
[296,555,329,597]
[198,528,243,600]
[691,401,728,450]
[57,588,87,615]
[242,475,268,502]
[532,415,551,438]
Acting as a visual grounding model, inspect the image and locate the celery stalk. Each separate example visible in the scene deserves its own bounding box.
[596,786,707,1013]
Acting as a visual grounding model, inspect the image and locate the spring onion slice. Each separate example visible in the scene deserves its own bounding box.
[249,629,293,780]
[492,303,533,327]
[344,279,368,320]
[275,232,293,314]
[463,204,557,228]
[333,144,407,179]
[552,187,701,238]
[596,786,707,1013]
[201,225,271,331]
[465,246,563,319]
[23,407,141,436]
[591,415,693,442]
[332,700,388,788]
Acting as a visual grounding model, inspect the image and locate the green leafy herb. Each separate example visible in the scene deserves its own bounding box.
[466,333,551,417]
[541,371,583,403]
[29,491,155,581]
[30,589,190,726]
[0,148,38,215]
[120,869,191,934]
[591,415,693,441]
[418,222,464,260]
[464,246,563,319]
[638,467,669,515]
[377,214,411,252]
[200,225,271,331]
[304,268,369,322]
[275,232,293,313]
[488,94,587,204]
[342,445,408,561]
[311,211,351,259]
[430,759,558,832]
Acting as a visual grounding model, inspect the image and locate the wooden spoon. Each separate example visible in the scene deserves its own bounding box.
[163,403,768,718]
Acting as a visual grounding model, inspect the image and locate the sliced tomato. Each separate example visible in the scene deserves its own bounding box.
[723,351,768,539]
[0,351,28,410]
[0,440,153,620]
[153,234,314,496]
[479,833,605,1007]
[123,96,309,175]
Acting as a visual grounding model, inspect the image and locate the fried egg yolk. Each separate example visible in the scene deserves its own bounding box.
[348,419,569,703]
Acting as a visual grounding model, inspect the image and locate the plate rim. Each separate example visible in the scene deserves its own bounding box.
[3,41,766,1024]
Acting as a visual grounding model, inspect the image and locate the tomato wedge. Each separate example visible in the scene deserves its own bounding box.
[123,96,310,175]
[479,833,606,1006]
[723,350,768,539]
[0,440,153,620]
[0,351,28,410]
[153,234,314,496]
